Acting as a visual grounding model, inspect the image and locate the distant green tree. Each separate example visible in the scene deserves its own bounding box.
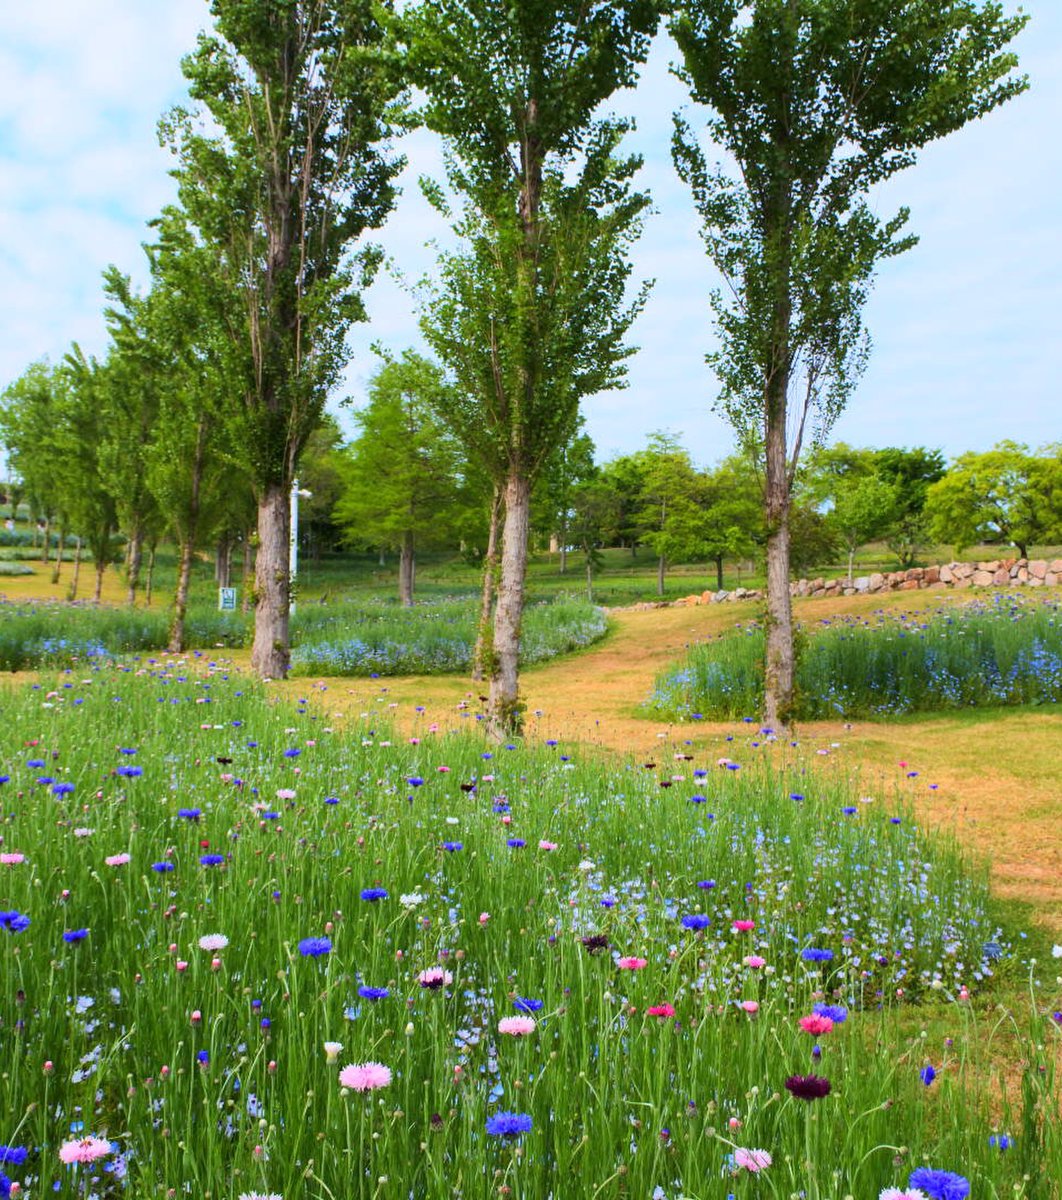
[334,352,471,605]
[634,433,707,596]
[700,454,764,590]
[570,474,621,603]
[873,446,945,568]
[597,453,651,554]
[671,0,1029,726]
[533,431,597,574]
[924,442,1062,559]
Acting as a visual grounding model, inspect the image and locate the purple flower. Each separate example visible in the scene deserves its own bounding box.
[442,841,463,852]
[681,914,710,931]
[358,986,389,1001]
[507,838,526,848]
[485,1111,532,1138]
[0,911,30,933]
[785,1074,831,1101]
[151,861,174,873]
[909,1167,970,1200]
[801,947,833,962]
[812,1004,847,1023]
[298,937,332,958]
[920,1065,937,1086]
[116,766,142,778]
[514,997,543,1013]
[177,808,202,821]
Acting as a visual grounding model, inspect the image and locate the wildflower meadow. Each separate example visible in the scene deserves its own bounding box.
[646,596,1062,722]
[1,661,1058,1199]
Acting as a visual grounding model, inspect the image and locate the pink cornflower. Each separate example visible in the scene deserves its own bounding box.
[733,1147,771,1172]
[417,967,453,989]
[646,1004,676,1019]
[879,1191,928,1200]
[275,788,296,800]
[799,1013,834,1036]
[740,1000,759,1014]
[617,956,648,970]
[0,852,25,865]
[339,1062,392,1092]
[732,919,755,932]
[743,955,766,969]
[498,1016,536,1036]
[538,840,558,851]
[104,853,130,867]
[59,1136,111,1164]
[198,933,229,952]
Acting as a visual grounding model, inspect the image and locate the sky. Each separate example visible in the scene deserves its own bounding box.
[1,1,1058,471]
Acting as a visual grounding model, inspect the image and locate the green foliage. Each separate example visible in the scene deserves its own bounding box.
[925,442,1062,558]
[647,595,1062,721]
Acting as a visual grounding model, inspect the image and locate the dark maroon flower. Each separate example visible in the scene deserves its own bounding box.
[785,1074,831,1101]
[580,934,610,955]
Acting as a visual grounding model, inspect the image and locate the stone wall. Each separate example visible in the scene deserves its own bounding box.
[650,557,1062,610]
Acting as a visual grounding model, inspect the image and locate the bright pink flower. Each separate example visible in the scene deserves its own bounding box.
[879,1190,928,1200]
[617,956,648,970]
[743,955,766,969]
[339,1061,392,1091]
[732,919,755,932]
[799,1014,834,1036]
[740,1000,759,1014]
[0,852,25,865]
[734,1147,771,1172]
[498,1016,536,1036]
[646,1004,676,1019]
[59,1136,111,1164]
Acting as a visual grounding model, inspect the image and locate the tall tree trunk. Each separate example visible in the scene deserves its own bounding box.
[847,545,855,582]
[559,541,567,575]
[657,554,665,596]
[398,530,415,606]
[763,370,794,729]
[472,484,502,682]
[126,524,143,605]
[93,559,105,604]
[145,542,157,607]
[51,523,64,585]
[41,516,50,566]
[67,537,83,601]
[169,538,195,653]
[487,472,531,738]
[241,527,255,613]
[715,555,724,591]
[250,481,291,678]
[586,556,594,603]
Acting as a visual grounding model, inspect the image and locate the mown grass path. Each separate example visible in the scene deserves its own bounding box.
[275,592,1062,934]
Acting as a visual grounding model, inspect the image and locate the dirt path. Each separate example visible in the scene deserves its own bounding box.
[277,595,1062,934]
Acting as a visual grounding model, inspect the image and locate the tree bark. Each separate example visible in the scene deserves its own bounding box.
[215,533,233,588]
[472,485,502,682]
[586,556,594,603]
[41,516,50,566]
[145,542,157,607]
[398,529,415,606]
[847,545,855,583]
[67,537,82,601]
[715,555,724,591]
[93,559,105,604]
[126,525,143,605]
[763,378,794,729]
[51,524,64,585]
[241,527,255,613]
[169,538,195,652]
[487,472,531,738]
[250,481,291,678]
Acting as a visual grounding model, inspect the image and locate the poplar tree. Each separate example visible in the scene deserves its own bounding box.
[162,0,402,677]
[406,0,661,736]
[670,0,1029,726]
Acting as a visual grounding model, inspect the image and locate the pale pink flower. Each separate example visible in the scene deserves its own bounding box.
[498,1016,536,1036]
[199,933,229,952]
[417,967,453,989]
[73,827,94,838]
[743,955,766,969]
[740,1000,759,1014]
[339,1061,392,1091]
[617,956,648,970]
[59,1136,111,1164]
[238,1192,284,1200]
[879,1190,928,1200]
[276,788,296,800]
[1,852,25,865]
[734,1147,771,1172]
[105,853,130,867]
[538,840,558,851]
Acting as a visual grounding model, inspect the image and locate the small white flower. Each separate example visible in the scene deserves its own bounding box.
[400,892,424,910]
[1052,944,1062,959]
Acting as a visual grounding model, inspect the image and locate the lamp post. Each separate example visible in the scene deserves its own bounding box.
[289,478,313,615]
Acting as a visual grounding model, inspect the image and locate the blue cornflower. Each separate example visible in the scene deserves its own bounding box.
[908,1167,970,1200]
[600,896,616,908]
[988,1134,1012,1150]
[52,782,74,796]
[260,1018,271,1029]
[689,794,707,804]
[841,805,858,815]
[693,769,707,778]
[116,765,143,777]
[361,888,389,901]
[63,929,89,943]
[120,748,137,755]
[507,838,526,848]
[812,1004,847,1024]
[485,1111,532,1138]
[283,748,301,758]
[0,1147,28,1166]
[790,793,805,801]
[1,1169,10,1197]
[890,817,902,824]
[177,808,201,821]
[920,1065,937,1086]
[442,841,463,852]
[801,948,834,962]
[26,759,45,768]
[298,937,332,958]
[358,986,389,1001]
[514,997,543,1014]
[197,1050,209,1065]
[681,914,711,931]
[492,801,509,813]
[151,862,175,873]
[0,911,30,933]
[407,776,425,787]
[697,879,716,889]
[324,796,339,805]
[0,776,8,785]
[199,854,225,867]
[262,811,280,820]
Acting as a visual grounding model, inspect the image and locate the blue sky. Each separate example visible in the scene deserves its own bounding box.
[1,1,1057,469]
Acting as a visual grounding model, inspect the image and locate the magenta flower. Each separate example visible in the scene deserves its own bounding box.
[617,956,648,970]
